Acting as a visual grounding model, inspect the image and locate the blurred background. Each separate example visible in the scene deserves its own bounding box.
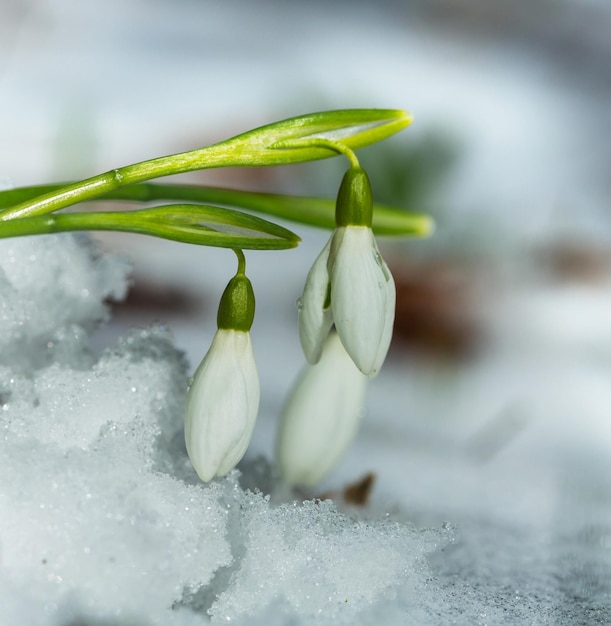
[2,0,611,533]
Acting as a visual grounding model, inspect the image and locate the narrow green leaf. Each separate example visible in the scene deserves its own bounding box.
[0,109,413,221]
[0,186,48,209]
[210,109,413,166]
[0,204,300,250]
[0,182,433,237]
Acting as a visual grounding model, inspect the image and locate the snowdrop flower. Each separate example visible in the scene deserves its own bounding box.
[299,166,396,378]
[276,331,367,487]
[185,258,259,482]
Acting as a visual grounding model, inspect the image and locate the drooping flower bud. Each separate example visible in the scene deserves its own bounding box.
[276,331,367,487]
[185,253,259,482]
[298,166,396,377]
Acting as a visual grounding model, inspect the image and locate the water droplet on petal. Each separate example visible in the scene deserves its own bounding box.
[372,248,391,281]
[296,297,304,311]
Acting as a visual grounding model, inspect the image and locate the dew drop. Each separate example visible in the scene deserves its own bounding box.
[373,249,391,280]
[296,297,304,311]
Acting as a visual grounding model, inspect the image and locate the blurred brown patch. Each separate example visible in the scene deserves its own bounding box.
[111,281,202,316]
[392,261,483,360]
[535,241,611,285]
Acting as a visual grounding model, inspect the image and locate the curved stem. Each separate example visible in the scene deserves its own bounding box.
[271,137,361,169]
[234,248,246,275]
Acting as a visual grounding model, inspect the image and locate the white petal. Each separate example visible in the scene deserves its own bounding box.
[367,236,396,378]
[330,226,395,376]
[298,236,334,364]
[276,332,367,487]
[185,329,259,481]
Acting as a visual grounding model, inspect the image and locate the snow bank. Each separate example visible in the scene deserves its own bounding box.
[2,234,610,625]
[0,234,448,626]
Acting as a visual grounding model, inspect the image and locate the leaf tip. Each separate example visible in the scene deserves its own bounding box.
[419,214,435,237]
[383,109,414,133]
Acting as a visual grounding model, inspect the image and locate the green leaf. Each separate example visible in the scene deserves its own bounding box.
[0,204,301,250]
[0,185,56,210]
[0,109,412,221]
[0,182,433,237]
[209,109,413,166]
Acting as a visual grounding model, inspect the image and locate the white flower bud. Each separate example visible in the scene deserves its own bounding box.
[185,329,259,482]
[298,225,395,377]
[276,332,367,488]
[330,226,396,378]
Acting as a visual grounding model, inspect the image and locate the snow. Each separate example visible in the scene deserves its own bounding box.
[0,234,450,625]
[0,228,610,625]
